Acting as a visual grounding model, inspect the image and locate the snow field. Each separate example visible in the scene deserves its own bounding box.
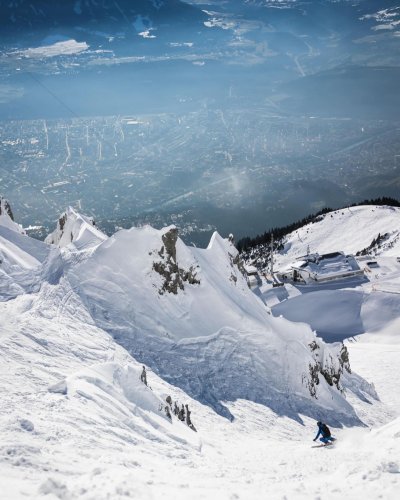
[0,202,399,498]
[275,205,400,268]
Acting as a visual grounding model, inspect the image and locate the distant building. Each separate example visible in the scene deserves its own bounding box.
[276,252,364,284]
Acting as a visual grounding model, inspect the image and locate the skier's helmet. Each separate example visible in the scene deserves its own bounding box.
[317,421,322,426]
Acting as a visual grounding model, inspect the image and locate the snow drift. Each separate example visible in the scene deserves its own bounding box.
[0,198,62,301]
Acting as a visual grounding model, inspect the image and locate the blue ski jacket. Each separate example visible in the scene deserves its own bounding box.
[314,424,329,440]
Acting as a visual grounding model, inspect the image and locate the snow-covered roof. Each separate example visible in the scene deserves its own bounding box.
[244,265,258,274]
[287,252,361,281]
[304,254,360,278]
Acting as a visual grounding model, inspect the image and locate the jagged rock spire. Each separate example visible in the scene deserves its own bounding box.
[0,196,14,220]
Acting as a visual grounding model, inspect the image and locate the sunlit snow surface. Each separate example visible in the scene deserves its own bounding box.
[0,204,399,499]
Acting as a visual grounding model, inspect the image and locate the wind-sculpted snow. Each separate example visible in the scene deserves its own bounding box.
[45,206,107,250]
[0,225,63,302]
[48,362,200,448]
[66,223,373,424]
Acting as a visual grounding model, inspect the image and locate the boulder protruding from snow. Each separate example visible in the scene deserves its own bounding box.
[45,206,107,250]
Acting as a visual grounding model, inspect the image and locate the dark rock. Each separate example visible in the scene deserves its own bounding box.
[152,227,200,295]
[0,197,14,220]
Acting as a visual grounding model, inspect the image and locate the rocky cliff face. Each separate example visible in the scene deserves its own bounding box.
[307,340,352,397]
[152,227,200,295]
[0,196,14,220]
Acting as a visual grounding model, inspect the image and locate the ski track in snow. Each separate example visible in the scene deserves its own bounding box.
[0,204,399,498]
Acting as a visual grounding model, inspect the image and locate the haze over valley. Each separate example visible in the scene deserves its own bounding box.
[1,0,400,242]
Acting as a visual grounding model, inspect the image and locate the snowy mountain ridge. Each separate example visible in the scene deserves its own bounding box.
[0,198,374,422]
[64,212,374,423]
[45,206,107,250]
[1,198,399,499]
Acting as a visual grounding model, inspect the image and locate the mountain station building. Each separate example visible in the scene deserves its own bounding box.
[276,251,364,284]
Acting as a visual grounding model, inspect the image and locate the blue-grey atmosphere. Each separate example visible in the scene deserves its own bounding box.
[1,0,399,243]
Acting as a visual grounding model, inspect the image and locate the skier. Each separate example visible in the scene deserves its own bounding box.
[140,365,147,386]
[313,421,336,445]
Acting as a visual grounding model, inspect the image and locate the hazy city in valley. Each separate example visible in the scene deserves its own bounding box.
[2,111,400,244]
[1,0,400,243]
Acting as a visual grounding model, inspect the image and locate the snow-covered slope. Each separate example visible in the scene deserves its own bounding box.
[276,205,400,268]
[62,221,374,423]
[0,274,398,499]
[0,201,399,498]
[0,279,203,499]
[0,198,62,301]
[253,205,400,343]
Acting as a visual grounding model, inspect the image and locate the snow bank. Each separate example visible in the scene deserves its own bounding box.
[48,362,200,448]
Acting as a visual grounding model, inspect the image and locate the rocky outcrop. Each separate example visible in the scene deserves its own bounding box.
[0,196,25,234]
[306,340,351,397]
[152,227,200,295]
[0,197,14,220]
